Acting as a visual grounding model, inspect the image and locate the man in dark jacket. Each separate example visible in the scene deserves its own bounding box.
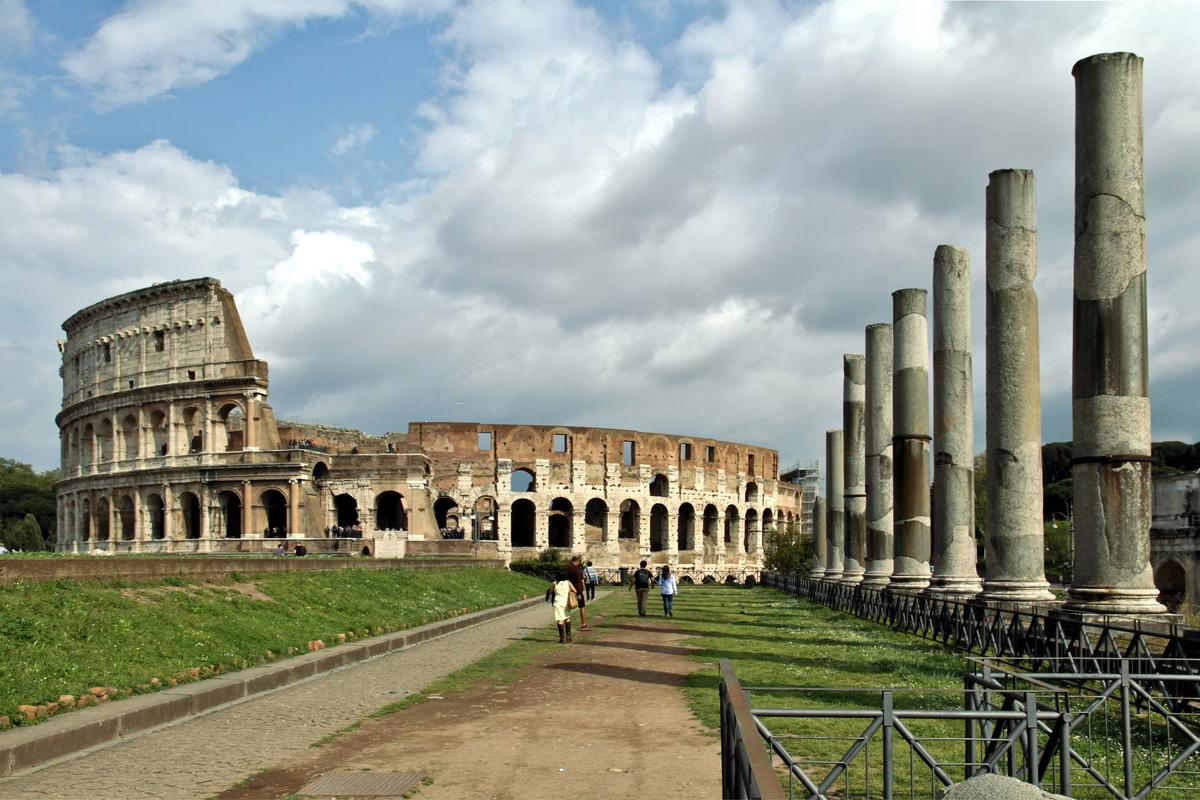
[566,555,590,630]
[631,560,653,616]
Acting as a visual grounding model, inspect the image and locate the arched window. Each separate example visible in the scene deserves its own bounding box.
[703,504,719,551]
[335,493,360,528]
[724,505,739,544]
[619,500,640,539]
[474,496,496,539]
[510,499,536,547]
[549,497,572,548]
[376,491,406,531]
[649,504,668,551]
[434,496,460,531]
[677,503,696,551]
[147,494,165,540]
[584,498,608,544]
[96,496,110,541]
[217,404,246,452]
[649,474,669,497]
[219,491,242,538]
[179,492,201,540]
[260,490,287,536]
[745,482,759,504]
[118,495,136,540]
[511,468,536,493]
[1155,560,1187,611]
[121,415,139,460]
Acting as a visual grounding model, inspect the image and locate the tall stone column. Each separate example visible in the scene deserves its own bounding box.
[928,246,983,598]
[980,170,1054,603]
[1066,53,1166,616]
[891,289,932,591]
[825,429,845,580]
[842,355,867,584]
[287,479,300,536]
[863,324,894,587]
[810,495,827,577]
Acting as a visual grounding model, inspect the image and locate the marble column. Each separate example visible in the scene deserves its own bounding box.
[825,429,845,580]
[862,324,894,587]
[980,169,1054,603]
[1065,53,1166,616]
[810,495,827,577]
[928,245,982,598]
[842,355,867,584]
[890,289,932,591]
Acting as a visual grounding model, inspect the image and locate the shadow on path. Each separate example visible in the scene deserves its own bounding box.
[545,661,688,687]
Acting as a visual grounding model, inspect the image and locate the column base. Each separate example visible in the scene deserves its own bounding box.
[979,579,1055,605]
[924,576,982,599]
[886,577,930,593]
[1063,587,1170,619]
[823,570,844,581]
[839,569,864,585]
[860,576,891,589]
[809,568,827,579]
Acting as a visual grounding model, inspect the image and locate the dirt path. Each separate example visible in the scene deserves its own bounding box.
[222,598,721,799]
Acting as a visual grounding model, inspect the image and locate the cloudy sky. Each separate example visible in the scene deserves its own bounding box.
[0,0,1197,474]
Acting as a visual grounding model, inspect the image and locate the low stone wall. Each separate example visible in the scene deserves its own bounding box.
[404,539,500,558]
[0,555,506,585]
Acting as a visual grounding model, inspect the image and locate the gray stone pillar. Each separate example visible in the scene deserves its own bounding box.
[825,429,845,580]
[810,495,827,577]
[927,246,982,598]
[862,324,894,587]
[980,169,1054,603]
[891,289,932,591]
[842,355,866,584]
[1065,53,1166,616]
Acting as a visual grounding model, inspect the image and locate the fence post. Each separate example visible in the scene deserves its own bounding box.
[964,676,977,776]
[1025,691,1039,786]
[882,690,895,800]
[1120,660,1135,798]
[1058,712,1072,796]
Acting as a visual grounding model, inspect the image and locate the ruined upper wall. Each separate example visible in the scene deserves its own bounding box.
[59,278,264,408]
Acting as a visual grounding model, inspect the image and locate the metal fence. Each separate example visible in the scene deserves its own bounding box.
[719,657,1200,799]
[763,574,1200,684]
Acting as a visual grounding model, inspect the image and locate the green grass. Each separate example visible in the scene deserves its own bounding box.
[0,567,544,724]
[674,586,1200,798]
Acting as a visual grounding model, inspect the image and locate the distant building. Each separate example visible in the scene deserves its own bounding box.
[1150,470,1200,610]
[779,460,819,535]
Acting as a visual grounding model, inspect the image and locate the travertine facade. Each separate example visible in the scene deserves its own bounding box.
[54,279,804,576]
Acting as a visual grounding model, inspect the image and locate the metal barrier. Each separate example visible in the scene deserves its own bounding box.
[720,657,1200,799]
[763,573,1200,685]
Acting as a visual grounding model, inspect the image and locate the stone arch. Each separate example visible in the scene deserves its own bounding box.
[149,409,169,456]
[375,491,407,531]
[745,481,759,504]
[179,492,201,540]
[584,498,608,544]
[180,406,203,454]
[703,504,719,551]
[619,499,640,539]
[1155,560,1187,611]
[96,496,110,541]
[218,490,242,538]
[549,497,573,548]
[650,503,669,552]
[510,498,536,547]
[434,496,460,530]
[511,467,536,493]
[67,428,78,469]
[82,423,95,467]
[312,462,330,482]
[118,494,136,540]
[80,497,92,541]
[335,493,361,528]
[474,496,496,539]
[744,508,759,553]
[677,503,696,551]
[724,505,740,545]
[120,414,139,460]
[147,494,165,540]
[260,489,287,536]
[649,473,669,497]
[762,508,774,540]
[98,418,114,462]
[216,402,246,452]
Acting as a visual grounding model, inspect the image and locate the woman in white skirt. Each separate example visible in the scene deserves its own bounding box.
[550,570,578,643]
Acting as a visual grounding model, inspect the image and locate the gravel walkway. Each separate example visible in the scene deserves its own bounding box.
[0,601,553,800]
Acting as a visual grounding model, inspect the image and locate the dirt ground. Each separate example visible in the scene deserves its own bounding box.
[220,601,722,799]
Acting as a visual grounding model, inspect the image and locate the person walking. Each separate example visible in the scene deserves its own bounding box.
[566,555,590,630]
[584,560,599,601]
[549,570,577,643]
[631,560,653,617]
[659,564,678,617]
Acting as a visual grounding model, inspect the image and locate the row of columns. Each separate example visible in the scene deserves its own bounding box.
[810,52,1166,617]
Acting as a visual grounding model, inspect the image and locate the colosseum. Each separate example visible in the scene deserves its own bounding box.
[53,278,812,580]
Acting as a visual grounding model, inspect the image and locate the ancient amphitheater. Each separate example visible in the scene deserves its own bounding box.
[53,278,810,579]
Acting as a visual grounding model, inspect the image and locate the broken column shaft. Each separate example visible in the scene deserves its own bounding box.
[810,495,826,578]
[980,169,1054,604]
[842,355,867,584]
[862,324,894,587]
[927,245,982,598]
[890,289,932,591]
[1066,52,1166,616]
[825,429,845,580]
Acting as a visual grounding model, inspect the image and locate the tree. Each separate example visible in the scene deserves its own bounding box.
[2,513,46,551]
[764,519,811,575]
[0,458,58,539]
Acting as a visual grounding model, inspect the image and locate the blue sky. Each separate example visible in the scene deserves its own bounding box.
[0,0,1198,474]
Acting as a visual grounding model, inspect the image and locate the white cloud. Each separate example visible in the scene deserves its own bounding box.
[61,0,452,109]
[3,0,1199,472]
[0,0,34,54]
[330,123,377,157]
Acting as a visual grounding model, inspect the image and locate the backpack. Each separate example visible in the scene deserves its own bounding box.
[634,569,651,589]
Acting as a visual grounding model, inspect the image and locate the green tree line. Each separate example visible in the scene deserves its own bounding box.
[0,458,58,551]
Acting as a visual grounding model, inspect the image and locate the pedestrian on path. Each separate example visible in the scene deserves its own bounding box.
[550,571,577,643]
[584,560,599,601]
[659,565,678,617]
[630,560,653,616]
[566,555,591,630]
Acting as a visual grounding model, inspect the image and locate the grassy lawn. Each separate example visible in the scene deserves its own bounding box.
[673,585,1200,799]
[0,567,544,725]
